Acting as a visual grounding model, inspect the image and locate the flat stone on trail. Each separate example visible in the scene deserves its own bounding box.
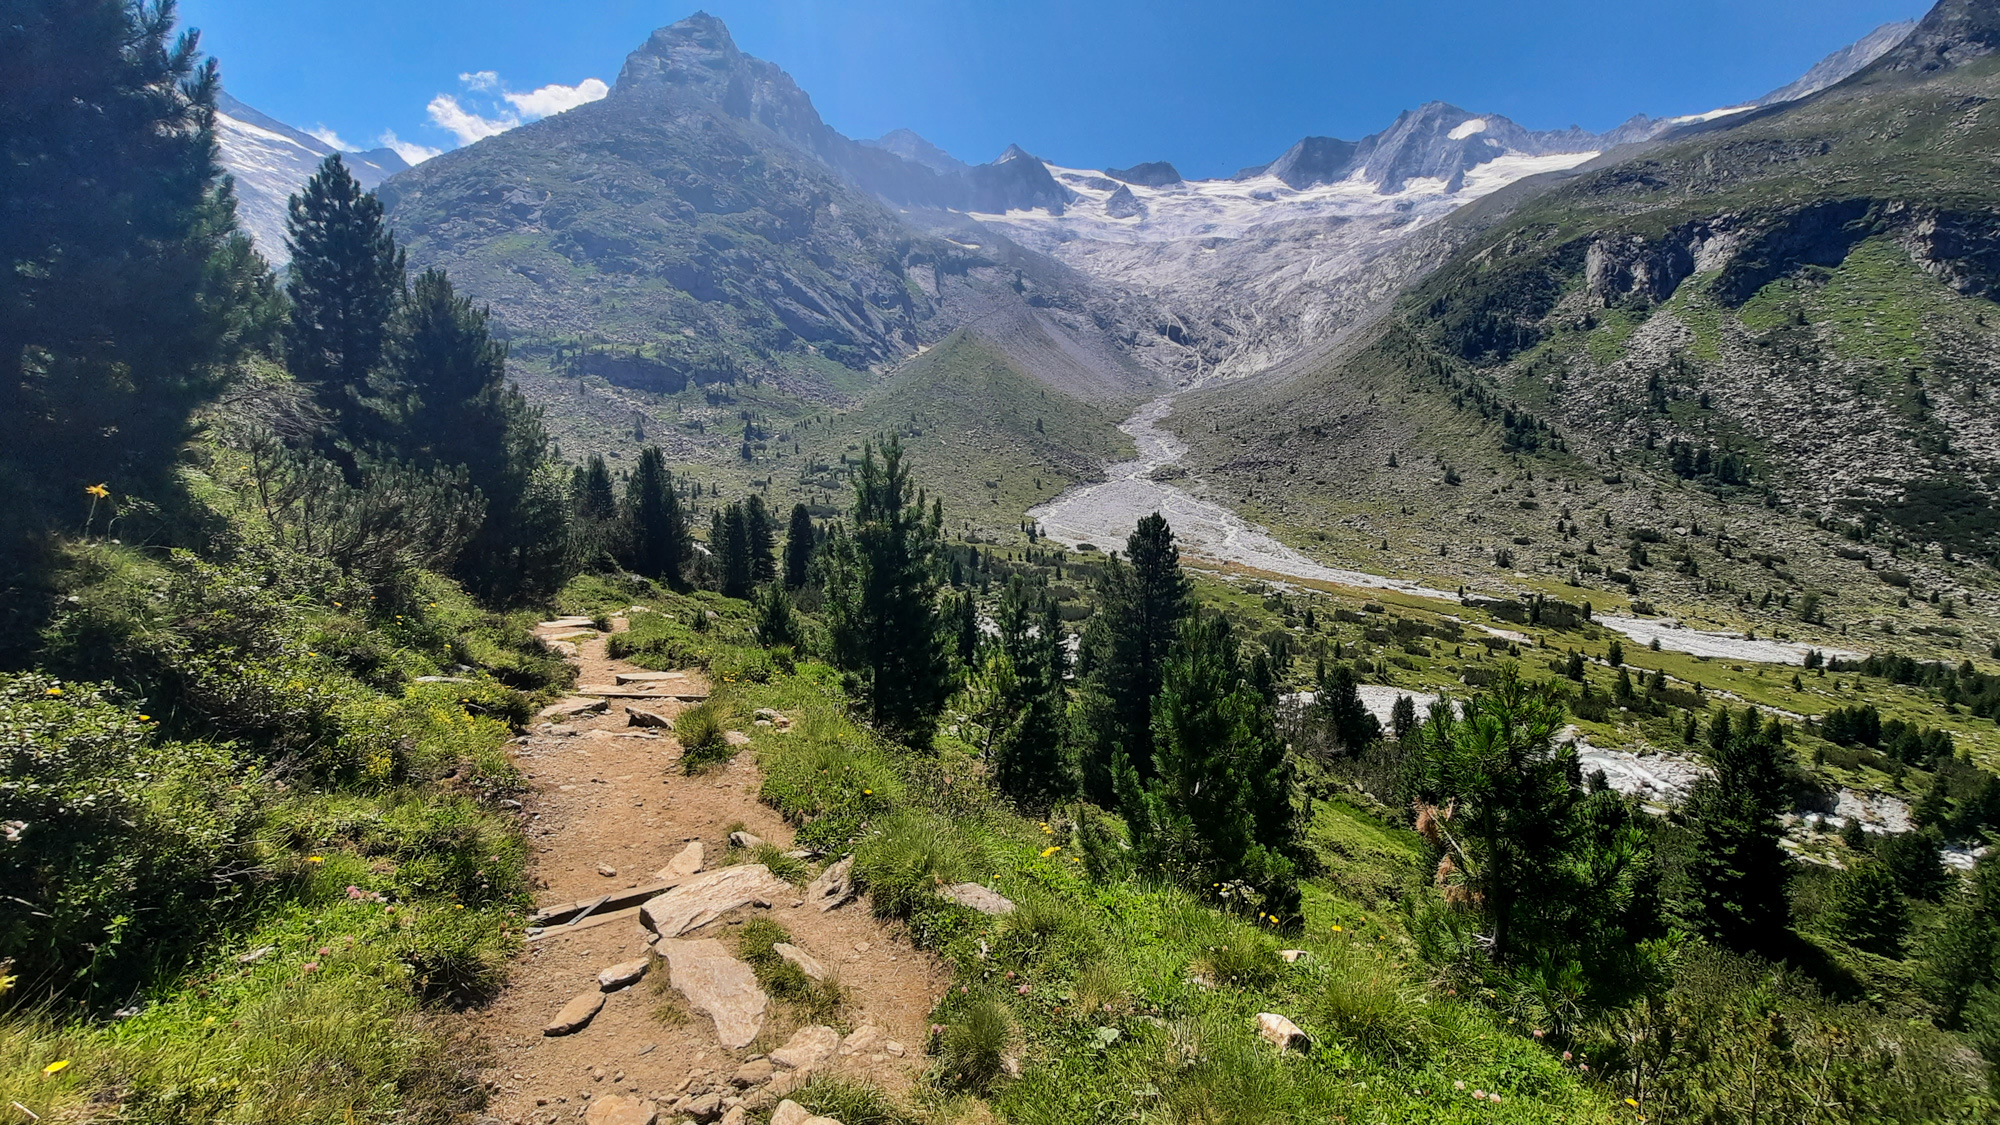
[941,882,1015,915]
[1256,1012,1309,1052]
[656,938,766,1049]
[769,1025,840,1071]
[656,840,704,882]
[731,1058,775,1087]
[772,942,828,981]
[598,956,649,991]
[626,705,672,728]
[537,616,596,630]
[728,830,766,849]
[539,696,608,719]
[639,865,791,938]
[804,856,854,911]
[544,990,606,1036]
[585,1095,658,1125]
[617,671,688,685]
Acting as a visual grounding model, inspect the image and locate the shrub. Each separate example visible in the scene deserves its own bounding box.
[935,995,1013,1092]
[394,903,517,1006]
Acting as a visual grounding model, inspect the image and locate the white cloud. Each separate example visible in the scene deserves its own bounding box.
[306,125,357,151]
[378,130,443,165]
[503,77,610,118]
[427,94,519,145]
[416,71,609,151]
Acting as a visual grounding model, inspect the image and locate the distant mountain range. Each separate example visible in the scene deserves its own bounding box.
[214,93,407,264]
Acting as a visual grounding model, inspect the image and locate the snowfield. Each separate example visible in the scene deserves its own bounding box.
[1595,616,1866,666]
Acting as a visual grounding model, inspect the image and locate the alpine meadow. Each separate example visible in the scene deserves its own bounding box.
[10,2,2000,1124]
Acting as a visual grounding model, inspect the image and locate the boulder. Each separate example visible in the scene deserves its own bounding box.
[771,1101,842,1125]
[941,882,1015,915]
[639,865,790,938]
[768,1024,841,1072]
[585,1096,659,1125]
[656,840,704,882]
[539,696,608,719]
[772,942,828,981]
[803,856,854,912]
[598,957,650,991]
[544,991,606,1036]
[730,1058,775,1088]
[1255,1012,1309,1053]
[626,705,673,729]
[719,1108,748,1125]
[728,830,766,850]
[682,1093,723,1122]
[657,938,767,1049]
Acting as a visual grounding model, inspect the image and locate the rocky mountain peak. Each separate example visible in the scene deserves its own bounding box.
[1106,161,1183,187]
[1863,0,2000,75]
[865,128,968,174]
[613,11,834,155]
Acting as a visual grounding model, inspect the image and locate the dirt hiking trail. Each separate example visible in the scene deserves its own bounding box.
[472,615,948,1125]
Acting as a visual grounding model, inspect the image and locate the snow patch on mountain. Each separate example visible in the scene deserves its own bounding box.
[1447,117,1489,140]
[215,93,407,265]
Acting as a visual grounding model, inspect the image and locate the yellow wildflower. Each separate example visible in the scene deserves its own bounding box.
[1040,845,1061,858]
[85,484,109,499]
[43,1059,70,1076]
[1331,924,1343,932]
[1625,1099,1640,1108]
[306,856,325,864]
[45,687,61,696]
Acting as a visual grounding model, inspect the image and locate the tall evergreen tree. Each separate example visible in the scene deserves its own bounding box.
[284,154,405,431]
[1115,614,1300,918]
[2,0,275,523]
[1075,513,1192,805]
[622,446,688,586]
[744,494,778,585]
[1307,663,1382,758]
[1681,707,1795,949]
[714,502,754,599]
[984,577,1071,810]
[821,438,951,745]
[783,502,817,588]
[575,455,617,522]
[383,268,558,599]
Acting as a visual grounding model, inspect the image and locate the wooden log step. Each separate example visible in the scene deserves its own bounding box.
[531,878,680,926]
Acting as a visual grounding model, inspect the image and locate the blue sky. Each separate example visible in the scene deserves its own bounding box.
[181,0,1932,178]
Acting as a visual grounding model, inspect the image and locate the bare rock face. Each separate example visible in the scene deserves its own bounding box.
[585,1096,659,1125]
[768,1024,840,1072]
[657,938,767,1048]
[803,856,854,911]
[771,942,828,980]
[640,865,790,937]
[941,882,1015,915]
[544,991,606,1036]
[656,840,705,882]
[1256,1012,1310,1052]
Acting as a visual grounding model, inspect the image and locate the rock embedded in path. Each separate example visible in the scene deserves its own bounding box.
[657,938,767,1049]
[941,882,1015,915]
[770,1100,842,1125]
[656,841,704,882]
[723,730,753,747]
[598,956,650,991]
[769,1024,840,1072]
[539,696,609,720]
[544,990,606,1036]
[626,705,673,728]
[1256,1012,1309,1052]
[730,1058,775,1088]
[585,1096,659,1125]
[719,1107,748,1125]
[616,670,689,685]
[639,865,791,938]
[772,942,828,981]
[836,1024,886,1057]
[728,830,766,850]
[537,616,597,631]
[803,856,854,912]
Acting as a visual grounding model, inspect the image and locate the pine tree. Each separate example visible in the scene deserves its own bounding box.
[1075,513,1192,805]
[576,455,617,522]
[985,577,1071,809]
[1308,662,1381,757]
[384,268,559,600]
[284,154,405,433]
[621,446,688,586]
[744,494,778,585]
[821,437,951,745]
[1115,614,1300,919]
[783,502,817,588]
[1,0,275,527]
[1821,860,1908,957]
[716,502,753,599]
[1682,708,1794,949]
